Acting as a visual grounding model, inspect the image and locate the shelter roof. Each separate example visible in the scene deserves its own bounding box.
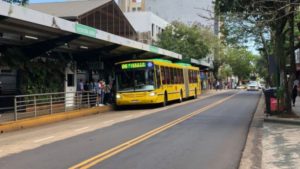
[28,0,112,18]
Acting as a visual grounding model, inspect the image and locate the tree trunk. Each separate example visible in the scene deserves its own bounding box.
[287,0,296,114]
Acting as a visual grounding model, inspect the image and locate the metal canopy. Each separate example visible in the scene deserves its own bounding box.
[0,1,182,62]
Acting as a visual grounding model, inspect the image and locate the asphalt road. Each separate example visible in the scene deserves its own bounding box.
[0,91,261,169]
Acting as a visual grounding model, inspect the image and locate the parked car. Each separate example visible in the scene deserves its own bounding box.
[247,81,260,91]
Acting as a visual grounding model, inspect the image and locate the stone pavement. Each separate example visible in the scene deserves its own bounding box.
[263,123,300,169]
[261,95,300,169]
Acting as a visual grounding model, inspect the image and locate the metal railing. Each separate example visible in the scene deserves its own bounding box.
[10,91,100,122]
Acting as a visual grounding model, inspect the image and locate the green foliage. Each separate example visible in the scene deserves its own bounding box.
[1,48,68,94]
[22,58,65,94]
[3,0,28,5]
[255,55,270,86]
[218,64,233,80]
[225,48,255,81]
[156,22,216,59]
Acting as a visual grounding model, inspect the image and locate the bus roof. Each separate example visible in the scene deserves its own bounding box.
[116,59,199,70]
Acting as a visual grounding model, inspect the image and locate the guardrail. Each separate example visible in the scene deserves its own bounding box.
[7,91,100,122]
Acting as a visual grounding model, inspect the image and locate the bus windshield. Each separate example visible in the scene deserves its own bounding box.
[117,68,155,92]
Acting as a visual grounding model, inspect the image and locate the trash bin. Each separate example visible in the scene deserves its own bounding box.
[264,88,277,115]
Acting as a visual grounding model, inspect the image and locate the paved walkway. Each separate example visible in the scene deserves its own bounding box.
[262,95,300,169]
[292,97,300,116]
[263,123,300,169]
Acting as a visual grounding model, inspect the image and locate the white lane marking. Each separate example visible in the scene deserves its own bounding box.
[34,136,55,143]
[102,120,115,125]
[124,115,134,119]
[74,126,90,132]
[160,107,168,111]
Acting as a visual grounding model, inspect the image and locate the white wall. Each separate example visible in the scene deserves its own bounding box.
[145,0,214,29]
[125,12,169,42]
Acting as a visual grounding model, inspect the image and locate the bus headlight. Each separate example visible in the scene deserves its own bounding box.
[116,94,121,99]
[149,92,156,96]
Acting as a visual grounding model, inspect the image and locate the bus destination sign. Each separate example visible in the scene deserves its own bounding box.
[121,62,146,69]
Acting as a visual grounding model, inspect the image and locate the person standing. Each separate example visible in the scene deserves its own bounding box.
[293,78,299,87]
[77,79,84,107]
[292,85,298,106]
[104,83,111,105]
[216,80,220,91]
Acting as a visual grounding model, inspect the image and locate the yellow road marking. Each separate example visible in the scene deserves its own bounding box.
[69,93,236,169]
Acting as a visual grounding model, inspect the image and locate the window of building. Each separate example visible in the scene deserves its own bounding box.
[152,24,155,37]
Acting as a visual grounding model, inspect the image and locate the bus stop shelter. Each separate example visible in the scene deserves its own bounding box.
[0,1,182,113]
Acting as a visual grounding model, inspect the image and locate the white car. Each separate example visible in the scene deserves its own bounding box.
[247,81,260,91]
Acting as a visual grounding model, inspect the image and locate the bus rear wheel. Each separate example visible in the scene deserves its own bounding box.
[194,88,197,99]
[162,93,168,107]
[179,90,183,103]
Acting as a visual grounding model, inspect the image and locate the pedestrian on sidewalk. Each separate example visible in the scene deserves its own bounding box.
[215,80,220,91]
[292,85,298,106]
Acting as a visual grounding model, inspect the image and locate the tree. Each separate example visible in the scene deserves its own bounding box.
[255,55,270,86]
[3,0,28,5]
[225,48,255,84]
[215,0,300,113]
[156,22,216,60]
[218,64,233,82]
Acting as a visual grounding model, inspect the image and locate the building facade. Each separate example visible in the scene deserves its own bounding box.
[119,0,145,12]
[29,0,137,40]
[125,11,169,44]
[120,0,215,28]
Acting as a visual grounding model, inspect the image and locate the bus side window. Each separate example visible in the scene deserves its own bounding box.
[193,71,196,83]
[179,69,182,84]
[189,70,191,83]
[156,66,161,88]
[176,68,180,84]
[161,66,166,85]
[166,67,170,84]
[170,68,174,84]
[174,68,178,84]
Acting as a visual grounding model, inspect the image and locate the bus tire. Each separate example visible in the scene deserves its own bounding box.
[194,88,197,99]
[113,104,121,110]
[162,92,168,107]
[179,90,183,103]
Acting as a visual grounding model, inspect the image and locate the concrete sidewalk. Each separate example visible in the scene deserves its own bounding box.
[240,92,300,169]
[261,95,300,169]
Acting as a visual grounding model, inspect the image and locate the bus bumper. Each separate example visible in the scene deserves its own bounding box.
[116,93,161,106]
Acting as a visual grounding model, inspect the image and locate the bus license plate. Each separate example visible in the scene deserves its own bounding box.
[131,100,140,103]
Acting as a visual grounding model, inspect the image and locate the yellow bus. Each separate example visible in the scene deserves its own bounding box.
[115,59,201,106]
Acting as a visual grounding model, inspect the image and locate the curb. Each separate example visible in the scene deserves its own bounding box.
[0,106,112,133]
[0,90,232,134]
[239,92,264,169]
[264,117,300,125]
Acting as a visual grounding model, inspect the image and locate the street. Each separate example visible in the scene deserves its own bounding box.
[0,91,261,169]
